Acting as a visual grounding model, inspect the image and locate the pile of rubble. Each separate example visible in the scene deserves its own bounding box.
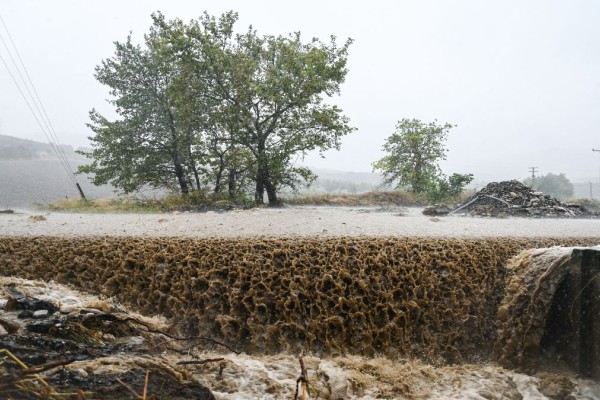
[451,180,590,218]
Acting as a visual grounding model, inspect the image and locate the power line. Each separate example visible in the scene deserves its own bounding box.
[0,48,74,184]
[594,149,600,194]
[0,14,85,198]
[0,15,76,177]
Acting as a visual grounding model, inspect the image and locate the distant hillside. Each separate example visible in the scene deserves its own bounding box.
[0,135,115,208]
[0,134,79,160]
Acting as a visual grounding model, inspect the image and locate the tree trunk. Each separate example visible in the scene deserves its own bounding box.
[254,143,267,205]
[228,170,236,198]
[255,176,265,204]
[192,167,201,191]
[185,136,201,191]
[173,151,189,195]
[214,154,225,193]
[214,168,223,193]
[265,180,279,206]
[166,110,189,195]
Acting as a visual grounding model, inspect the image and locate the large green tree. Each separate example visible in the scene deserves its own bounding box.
[373,119,454,193]
[79,30,202,194]
[81,11,354,205]
[160,12,354,205]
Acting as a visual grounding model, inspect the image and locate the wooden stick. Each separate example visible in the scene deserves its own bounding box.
[116,377,141,399]
[177,358,225,366]
[142,370,149,400]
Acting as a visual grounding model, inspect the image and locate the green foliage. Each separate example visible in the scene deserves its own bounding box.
[80,11,354,206]
[167,12,354,205]
[42,189,253,213]
[373,119,454,193]
[78,30,200,195]
[426,173,474,203]
[523,172,574,200]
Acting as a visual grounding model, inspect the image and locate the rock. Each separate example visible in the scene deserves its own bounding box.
[18,310,33,318]
[5,289,59,314]
[73,368,89,378]
[0,317,20,334]
[33,310,50,318]
[422,204,451,216]
[26,319,60,333]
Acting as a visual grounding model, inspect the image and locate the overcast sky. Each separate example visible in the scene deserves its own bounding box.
[1,0,599,183]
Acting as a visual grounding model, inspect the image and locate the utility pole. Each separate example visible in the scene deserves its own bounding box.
[528,166,539,189]
[594,149,600,200]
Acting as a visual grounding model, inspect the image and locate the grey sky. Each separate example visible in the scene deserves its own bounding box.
[1,0,599,183]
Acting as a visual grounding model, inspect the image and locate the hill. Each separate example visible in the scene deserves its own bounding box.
[0,135,115,208]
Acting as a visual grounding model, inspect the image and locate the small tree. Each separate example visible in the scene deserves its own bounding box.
[373,119,453,193]
[523,172,574,200]
[426,173,474,203]
[373,119,473,203]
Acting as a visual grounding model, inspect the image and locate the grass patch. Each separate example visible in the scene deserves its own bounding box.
[283,191,426,207]
[566,198,600,213]
[40,191,254,213]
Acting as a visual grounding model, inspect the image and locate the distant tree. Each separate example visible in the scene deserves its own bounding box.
[373,118,473,202]
[523,172,574,200]
[373,119,453,193]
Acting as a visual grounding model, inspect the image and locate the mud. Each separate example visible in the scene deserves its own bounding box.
[1,236,599,362]
[1,231,600,398]
[3,278,600,399]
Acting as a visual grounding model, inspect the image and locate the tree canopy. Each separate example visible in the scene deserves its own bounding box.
[373,118,472,201]
[79,11,354,205]
[373,119,451,193]
[524,172,574,200]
